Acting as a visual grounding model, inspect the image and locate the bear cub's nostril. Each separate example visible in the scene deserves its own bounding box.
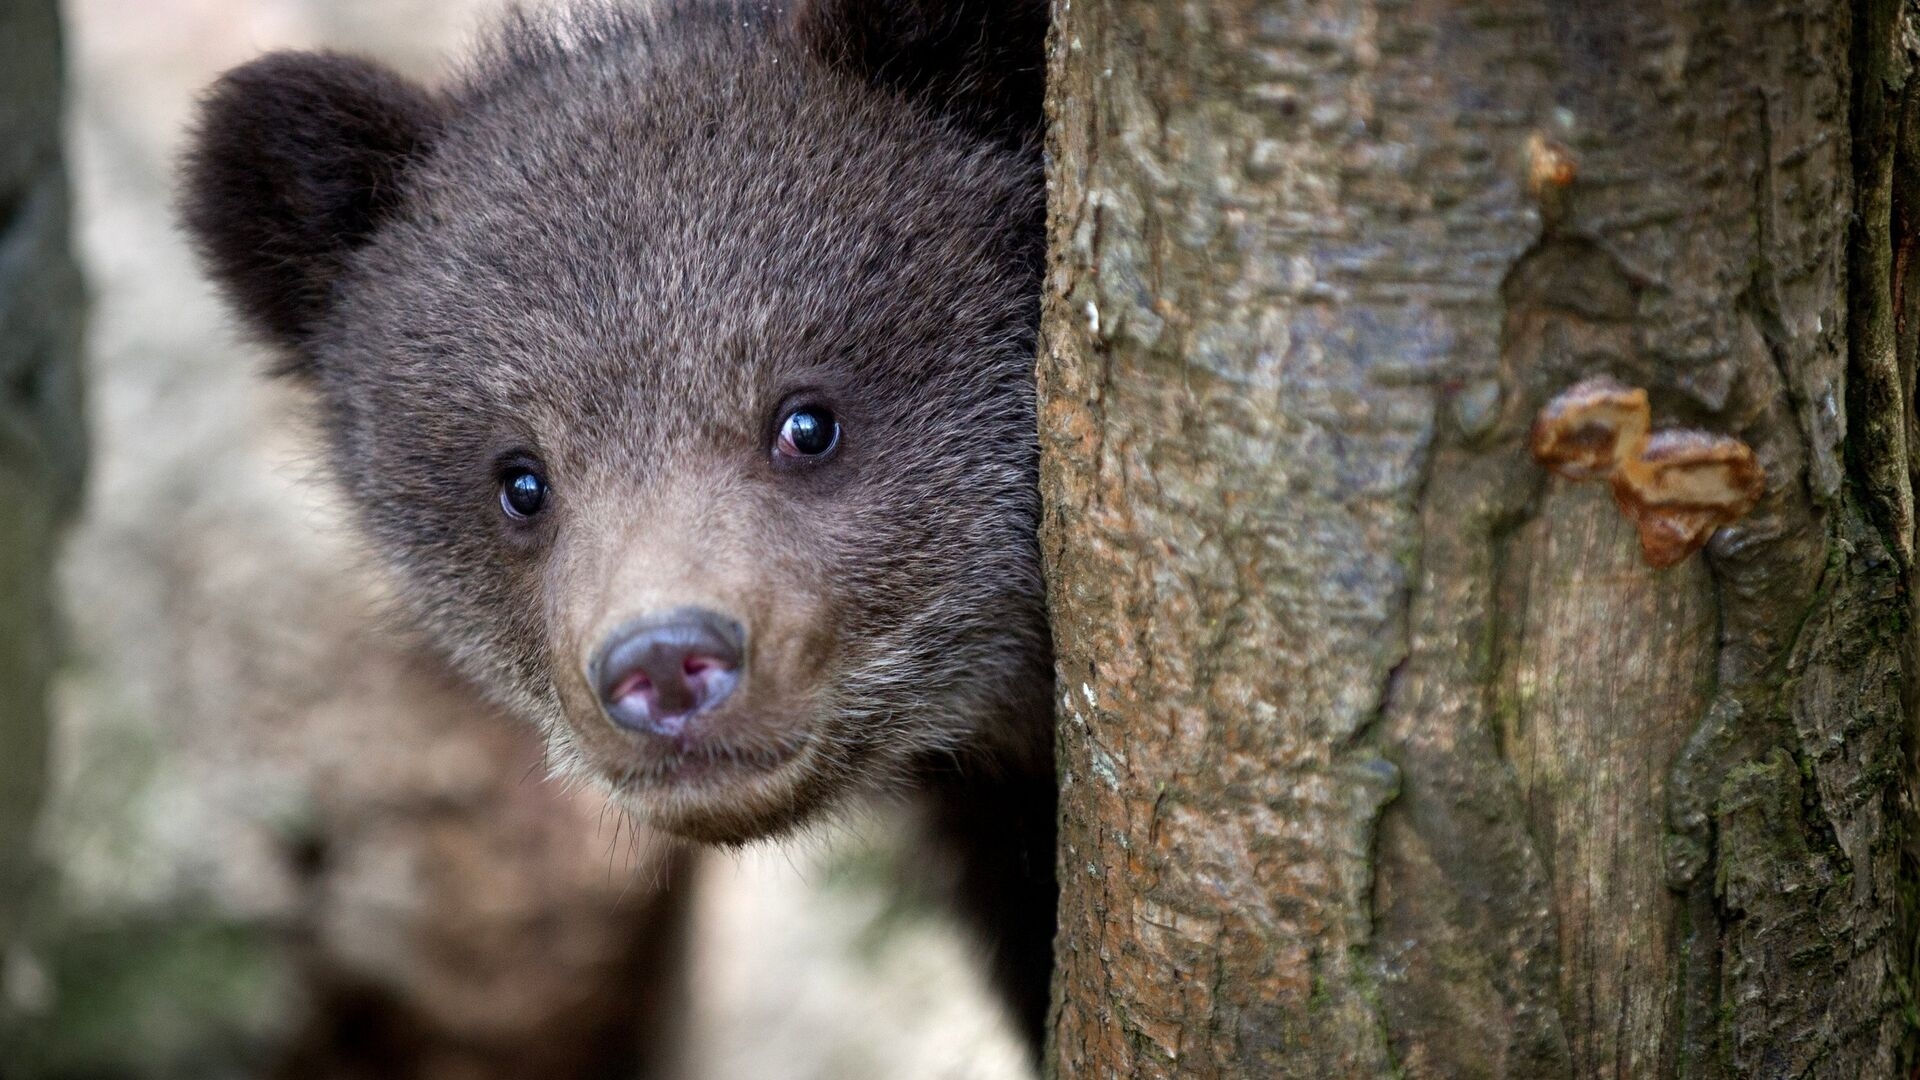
[592,607,745,736]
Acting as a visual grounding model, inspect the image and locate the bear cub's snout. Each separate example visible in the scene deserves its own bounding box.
[592,606,746,736]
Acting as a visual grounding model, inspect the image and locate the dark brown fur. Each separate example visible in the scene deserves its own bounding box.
[179,0,1055,1050]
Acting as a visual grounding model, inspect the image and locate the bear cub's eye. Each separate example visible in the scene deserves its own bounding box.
[775,406,840,460]
[499,466,550,520]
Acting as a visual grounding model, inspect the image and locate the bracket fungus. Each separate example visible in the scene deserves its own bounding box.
[1530,376,1765,568]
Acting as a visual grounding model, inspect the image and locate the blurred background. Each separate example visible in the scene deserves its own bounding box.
[1,1,1029,1076]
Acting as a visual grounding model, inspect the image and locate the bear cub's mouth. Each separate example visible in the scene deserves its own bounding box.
[591,721,824,844]
[605,726,811,788]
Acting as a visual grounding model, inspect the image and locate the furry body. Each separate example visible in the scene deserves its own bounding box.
[180,0,1056,1048]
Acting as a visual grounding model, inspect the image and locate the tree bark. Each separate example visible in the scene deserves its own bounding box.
[0,0,86,962]
[1040,1,1919,1076]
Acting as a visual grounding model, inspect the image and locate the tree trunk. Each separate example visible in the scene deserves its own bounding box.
[1039,1,1919,1076]
[0,0,86,963]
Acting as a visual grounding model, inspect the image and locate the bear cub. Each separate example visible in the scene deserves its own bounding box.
[179,0,1056,1050]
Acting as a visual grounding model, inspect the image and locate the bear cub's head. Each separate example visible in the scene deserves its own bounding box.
[179,0,1051,844]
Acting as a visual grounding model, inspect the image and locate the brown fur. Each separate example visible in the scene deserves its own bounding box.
[179,0,1055,1049]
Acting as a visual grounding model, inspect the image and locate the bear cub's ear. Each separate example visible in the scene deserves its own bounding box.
[793,0,1048,148]
[178,51,443,370]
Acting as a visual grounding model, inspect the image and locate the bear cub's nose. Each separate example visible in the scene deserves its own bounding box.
[592,608,744,735]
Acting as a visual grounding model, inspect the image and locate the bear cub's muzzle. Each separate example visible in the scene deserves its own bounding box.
[591,606,746,737]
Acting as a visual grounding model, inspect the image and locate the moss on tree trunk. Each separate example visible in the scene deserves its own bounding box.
[1040,0,1920,1075]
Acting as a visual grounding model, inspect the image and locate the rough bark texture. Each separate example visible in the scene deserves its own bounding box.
[1040,0,1920,1076]
[0,0,87,963]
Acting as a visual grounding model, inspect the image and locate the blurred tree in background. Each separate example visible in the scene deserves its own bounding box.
[0,0,87,994]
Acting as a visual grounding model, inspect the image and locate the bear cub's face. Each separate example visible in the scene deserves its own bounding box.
[180,1,1050,843]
